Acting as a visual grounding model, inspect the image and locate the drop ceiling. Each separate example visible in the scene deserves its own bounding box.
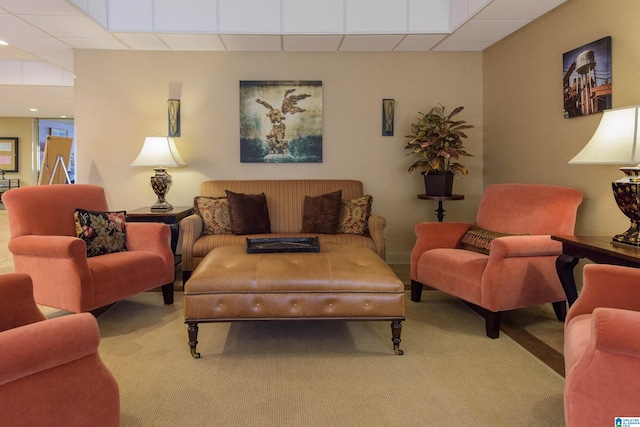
[0,0,566,118]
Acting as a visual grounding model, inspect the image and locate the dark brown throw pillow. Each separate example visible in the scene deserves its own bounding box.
[460,224,526,255]
[225,190,271,235]
[301,190,342,234]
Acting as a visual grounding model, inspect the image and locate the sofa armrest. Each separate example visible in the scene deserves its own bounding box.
[410,222,473,279]
[0,313,100,386]
[566,264,640,323]
[0,274,45,332]
[367,213,387,259]
[180,213,203,272]
[489,235,562,258]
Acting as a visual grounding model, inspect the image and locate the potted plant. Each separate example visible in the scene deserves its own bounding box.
[405,105,474,196]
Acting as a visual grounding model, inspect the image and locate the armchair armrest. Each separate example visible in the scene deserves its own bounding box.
[125,222,173,270]
[410,222,472,279]
[592,307,640,357]
[566,264,640,323]
[181,213,203,272]
[8,235,88,260]
[489,235,562,258]
[0,313,99,386]
[0,273,45,332]
[367,213,387,259]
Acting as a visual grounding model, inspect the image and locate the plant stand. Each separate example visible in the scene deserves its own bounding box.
[417,194,464,222]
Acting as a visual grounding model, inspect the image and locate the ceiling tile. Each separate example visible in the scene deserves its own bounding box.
[159,34,225,51]
[346,0,407,33]
[394,34,447,51]
[445,19,530,43]
[18,15,112,39]
[476,0,567,20]
[283,36,343,51]
[282,0,344,33]
[108,0,153,31]
[432,40,493,51]
[219,0,281,33]
[60,37,127,49]
[409,0,450,33]
[0,14,49,38]
[340,35,404,51]
[4,36,72,55]
[221,35,282,51]
[0,0,83,15]
[114,33,169,50]
[154,0,217,32]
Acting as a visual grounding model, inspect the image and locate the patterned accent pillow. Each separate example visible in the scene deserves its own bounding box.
[74,209,127,257]
[460,224,525,255]
[193,196,232,235]
[337,195,372,236]
[301,190,342,234]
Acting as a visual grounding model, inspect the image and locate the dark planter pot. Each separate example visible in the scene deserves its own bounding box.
[423,170,454,196]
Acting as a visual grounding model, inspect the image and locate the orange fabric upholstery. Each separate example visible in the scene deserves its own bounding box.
[181,180,387,280]
[0,273,119,426]
[410,183,582,338]
[564,264,640,426]
[3,184,175,313]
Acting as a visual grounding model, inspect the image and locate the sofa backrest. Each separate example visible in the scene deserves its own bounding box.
[476,183,582,236]
[4,184,109,238]
[200,180,364,233]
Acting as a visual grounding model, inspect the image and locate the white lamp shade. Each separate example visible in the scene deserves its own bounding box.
[131,136,187,167]
[569,105,640,164]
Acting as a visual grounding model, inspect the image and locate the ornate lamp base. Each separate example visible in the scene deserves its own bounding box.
[150,167,173,211]
[612,167,640,246]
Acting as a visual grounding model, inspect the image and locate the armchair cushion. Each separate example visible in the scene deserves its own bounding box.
[193,196,232,235]
[225,190,271,235]
[337,195,372,236]
[74,209,127,257]
[301,190,342,234]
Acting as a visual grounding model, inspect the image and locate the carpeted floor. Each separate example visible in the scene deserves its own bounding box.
[92,290,565,426]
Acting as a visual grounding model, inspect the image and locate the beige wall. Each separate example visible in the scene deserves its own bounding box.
[483,0,640,238]
[74,50,483,262]
[0,117,35,186]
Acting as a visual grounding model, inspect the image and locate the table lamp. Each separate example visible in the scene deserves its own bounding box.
[569,105,640,245]
[131,136,186,211]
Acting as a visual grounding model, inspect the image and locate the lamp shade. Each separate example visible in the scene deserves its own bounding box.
[130,136,186,167]
[569,105,640,164]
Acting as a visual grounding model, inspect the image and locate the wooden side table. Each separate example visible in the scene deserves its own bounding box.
[417,194,464,222]
[551,235,640,306]
[126,206,193,260]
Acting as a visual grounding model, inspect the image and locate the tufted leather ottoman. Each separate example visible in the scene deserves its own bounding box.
[184,243,405,357]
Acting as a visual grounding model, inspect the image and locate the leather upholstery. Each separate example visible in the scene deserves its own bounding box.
[184,243,405,321]
[181,180,387,278]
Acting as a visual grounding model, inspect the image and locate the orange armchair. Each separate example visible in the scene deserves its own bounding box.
[410,183,582,338]
[0,273,119,426]
[3,184,174,313]
[564,264,640,426]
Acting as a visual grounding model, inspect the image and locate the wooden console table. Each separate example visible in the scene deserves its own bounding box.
[417,194,464,222]
[551,235,640,306]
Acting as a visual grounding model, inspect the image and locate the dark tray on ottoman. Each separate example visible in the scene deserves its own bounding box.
[246,237,320,254]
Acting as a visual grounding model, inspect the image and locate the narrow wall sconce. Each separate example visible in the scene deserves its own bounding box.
[168,99,180,137]
[382,99,395,136]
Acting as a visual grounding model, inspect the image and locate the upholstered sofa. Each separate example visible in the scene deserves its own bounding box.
[564,264,640,426]
[181,179,386,282]
[0,273,120,426]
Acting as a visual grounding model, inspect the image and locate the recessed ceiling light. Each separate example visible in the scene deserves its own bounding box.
[0,41,8,46]
[29,108,38,112]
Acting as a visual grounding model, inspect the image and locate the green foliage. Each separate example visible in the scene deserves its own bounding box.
[404,105,474,176]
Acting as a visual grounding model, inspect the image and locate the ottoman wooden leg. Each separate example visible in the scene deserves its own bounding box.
[187,322,201,359]
[391,320,404,355]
